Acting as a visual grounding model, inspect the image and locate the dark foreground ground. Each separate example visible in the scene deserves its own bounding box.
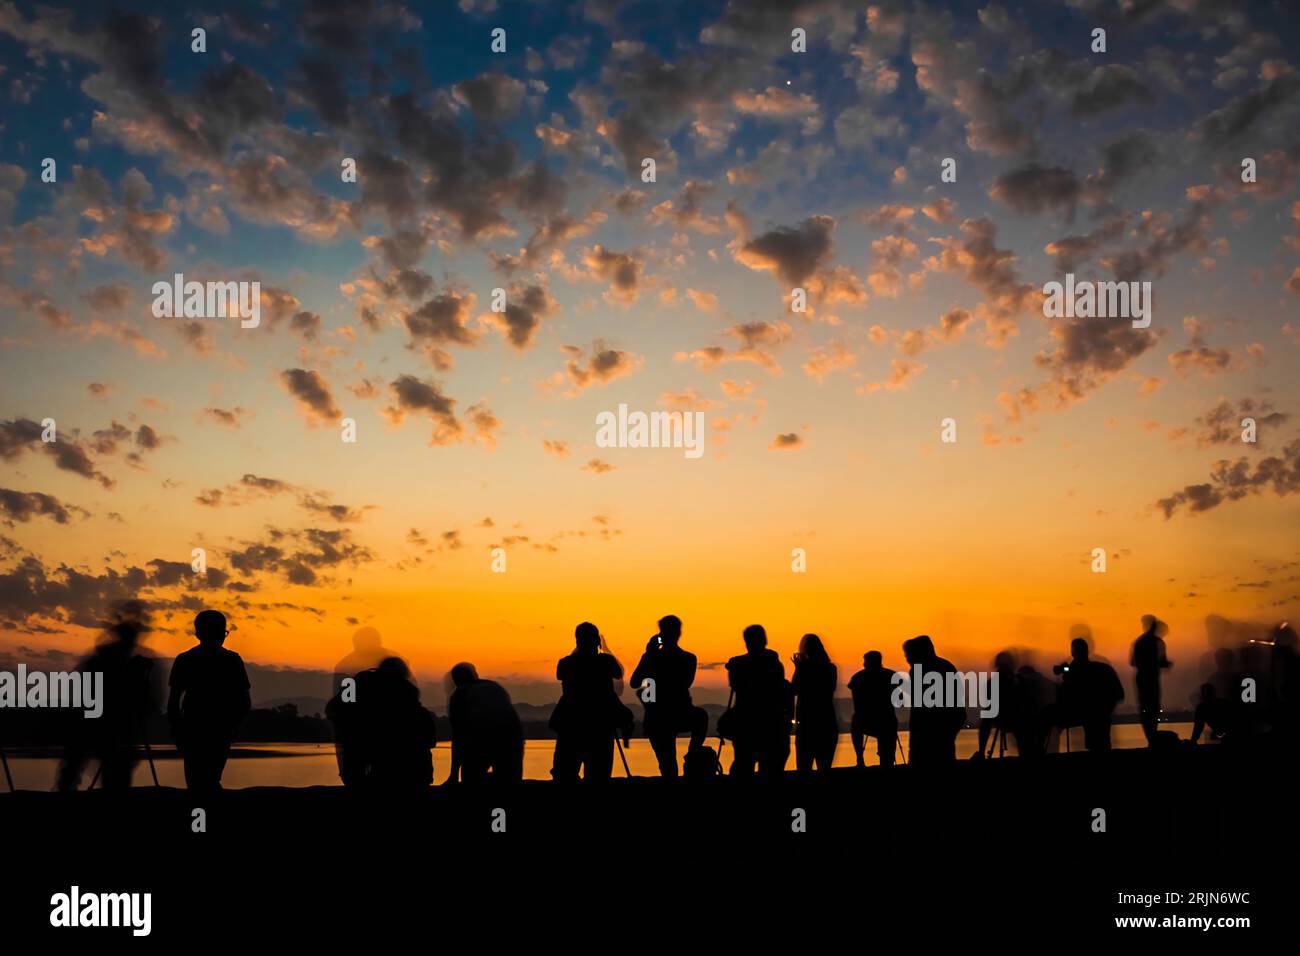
[1,743,1289,943]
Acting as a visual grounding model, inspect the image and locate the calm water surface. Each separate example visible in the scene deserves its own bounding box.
[4,723,1195,790]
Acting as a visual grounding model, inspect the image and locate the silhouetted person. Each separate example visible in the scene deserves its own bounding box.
[902,635,964,766]
[1132,615,1172,746]
[446,663,523,784]
[630,615,708,778]
[1269,622,1300,745]
[1191,683,1242,745]
[724,625,790,778]
[551,622,631,782]
[359,657,437,788]
[1014,663,1055,758]
[1056,637,1124,752]
[167,610,251,791]
[329,626,392,784]
[849,651,897,767]
[791,634,839,773]
[57,601,159,791]
[974,651,1019,760]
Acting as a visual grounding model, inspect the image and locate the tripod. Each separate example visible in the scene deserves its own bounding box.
[613,733,632,777]
[0,738,14,792]
[714,689,734,775]
[984,724,1009,758]
[87,715,160,790]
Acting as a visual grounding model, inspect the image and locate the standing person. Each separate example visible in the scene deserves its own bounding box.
[166,610,251,791]
[724,625,790,778]
[630,615,708,778]
[57,600,160,791]
[848,651,897,768]
[790,634,839,773]
[1057,637,1125,752]
[446,663,524,784]
[551,622,630,782]
[973,652,1020,760]
[901,635,964,766]
[1131,615,1172,747]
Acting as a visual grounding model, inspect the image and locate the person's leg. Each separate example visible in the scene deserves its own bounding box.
[689,706,709,750]
[730,738,755,777]
[587,735,614,781]
[794,731,813,772]
[1085,718,1112,752]
[551,734,580,782]
[649,730,678,777]
[877,728,897,767]
[817,728,837,772]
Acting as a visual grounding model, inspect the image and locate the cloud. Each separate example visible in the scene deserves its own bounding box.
[483,282,558,351]
[735,215,835,287]
[581,458,616,474]
[858,358,926,393]
[1168,317,1235,379]
[580,245,645,305]
[676,321,792,375]
[0,489,86,526]
[989,164,1081,218]
[280,369,342,423]
[0,418,114,488]
[1156,438,1300,518]
[769,432,804,450]
[1191,399,1289,446]
[560,340,643,391]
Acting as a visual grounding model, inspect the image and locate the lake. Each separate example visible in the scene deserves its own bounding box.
[3,722,1195,789]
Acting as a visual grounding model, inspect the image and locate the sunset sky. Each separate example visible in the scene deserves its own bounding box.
[2,0,1298,707]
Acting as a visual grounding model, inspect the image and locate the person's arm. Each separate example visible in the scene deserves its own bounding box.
[167,685,184,747]
[1190,704,1205,744]
[630,653,648,692]
[235,660,252,725]
[684,652,697,689]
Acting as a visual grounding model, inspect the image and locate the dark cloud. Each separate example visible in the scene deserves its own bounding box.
[485,282,559,351]
[989,164,1081,218]
[1071,65,1154,116]
[735,215,835,286]
[0,489,84,526]
[280,368,342,423]
[1156,438,1300,518]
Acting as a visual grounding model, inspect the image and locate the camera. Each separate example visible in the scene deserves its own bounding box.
[1052,662,1071,676]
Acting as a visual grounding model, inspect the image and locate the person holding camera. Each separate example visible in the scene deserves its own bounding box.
[630,615,708,777]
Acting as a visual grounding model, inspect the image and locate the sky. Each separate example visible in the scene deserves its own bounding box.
[1,0,1298,708]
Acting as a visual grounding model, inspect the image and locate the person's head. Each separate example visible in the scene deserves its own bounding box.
[574,621,601,654]
[903,635,935,666]
[994,650,1015,673]
[742,624,767,651]
[450,662,479,688]
[377,656,414,690]
[797,633,828,663]
[106,600,151,648]
[658,614,682,645]
[353,626,382,653]
[863,650,882,671]
[194,610,227,645]
[1199,682,1216,702]
[1070,637,1090,661]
